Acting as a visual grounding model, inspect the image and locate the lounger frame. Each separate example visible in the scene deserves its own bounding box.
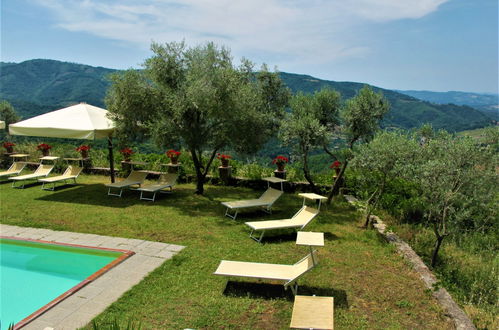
[246,206,319,243]
[214,251,318,295]
[137,173,178,201]
[39,166,83,191]
[10,164,54,189]
[106,170,148,197]
[221,188,283,220]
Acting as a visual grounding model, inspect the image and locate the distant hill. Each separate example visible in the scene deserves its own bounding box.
[0,59,493,132]
[397,90,498,120]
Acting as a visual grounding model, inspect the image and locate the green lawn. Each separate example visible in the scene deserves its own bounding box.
[0,175,453,329]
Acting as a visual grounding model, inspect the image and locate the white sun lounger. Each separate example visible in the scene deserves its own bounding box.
[136,173,178,201]
[10,164,54,188]
[213,251,318,295]
[245,206,319,242]
[106,170,148,197]
[221,187,283,219]
[0,162,26,179]
[38,166,83,191]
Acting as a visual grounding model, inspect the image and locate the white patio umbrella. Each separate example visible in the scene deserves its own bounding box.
[9,103,117,182]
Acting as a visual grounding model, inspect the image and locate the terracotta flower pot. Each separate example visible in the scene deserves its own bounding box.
[6,146,13,153]
[170,157,178,165]
[80,150,89,158]
[221,158,229,167]
[277,164,285,172]
[41,149,50,157]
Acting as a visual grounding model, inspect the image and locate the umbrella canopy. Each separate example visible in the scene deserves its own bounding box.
[9,102,117,182]
[9,103,114,139]
[0,121,5,129]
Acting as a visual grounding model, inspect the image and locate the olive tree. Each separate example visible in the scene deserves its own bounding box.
[350,130,419,227]
[106,41,289,194]
[413,131,497,267]
[280,88,341,192]
[327,86,390,203]
[0,100,20,126]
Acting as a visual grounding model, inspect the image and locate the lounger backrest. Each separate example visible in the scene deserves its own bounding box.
[259,188,283,204]
[63,166,83,177]
[285,251,319,287]
[126,170,148,182]
[9,162,26,173]
[158,173,177,185]
[290,206,320,227]
[34,164,54,175]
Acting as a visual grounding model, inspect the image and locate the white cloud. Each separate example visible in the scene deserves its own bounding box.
[32,0,448,67]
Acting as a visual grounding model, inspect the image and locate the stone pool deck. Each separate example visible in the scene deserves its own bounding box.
[1,224,185,330]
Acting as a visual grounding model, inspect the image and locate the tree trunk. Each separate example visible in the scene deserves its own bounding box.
[431,235,444,268]
[326,160,349,204]
[302,147,319,194]
[190,149,206,195]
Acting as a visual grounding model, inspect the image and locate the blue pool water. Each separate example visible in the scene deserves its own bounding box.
[0,238,123,329]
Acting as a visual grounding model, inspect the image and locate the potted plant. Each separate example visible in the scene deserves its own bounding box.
[75,145,91,158]
[120,147,134,162]
[272,155,289,171]
[37,143,52,156]
[3,142,15,153]
[330,160,342,176]
[166,149,181,164]
[217,153,232,167]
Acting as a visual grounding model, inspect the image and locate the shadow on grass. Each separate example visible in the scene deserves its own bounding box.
[12,181,43,189]
[223,281,348,307]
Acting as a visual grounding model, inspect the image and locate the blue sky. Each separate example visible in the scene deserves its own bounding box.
[1,0,497,93]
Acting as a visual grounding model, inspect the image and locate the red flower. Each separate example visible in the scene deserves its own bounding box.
[3,142,15,148]
[166,149,181,158]
[120,147,134,156]
[217,153,232,160]
[272,155,289,165]
[330,160,342,169]
[37,143,52,151]
[75,145,91,152]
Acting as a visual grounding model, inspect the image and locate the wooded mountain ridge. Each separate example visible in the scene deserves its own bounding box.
[0,59,493,132]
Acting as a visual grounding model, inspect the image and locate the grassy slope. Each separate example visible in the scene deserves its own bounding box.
[0,175,452,329]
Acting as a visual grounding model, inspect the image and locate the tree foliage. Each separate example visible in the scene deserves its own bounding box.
[280,88,341,192]
[352,126,498,267]
[327,85,390,202]
[350,130,419,227]
[106,41,289,194]
[0,100,20,126]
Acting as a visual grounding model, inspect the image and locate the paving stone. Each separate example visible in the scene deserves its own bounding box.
[57,311,95,330]
[166,244,185,252]
[22,319,54,330]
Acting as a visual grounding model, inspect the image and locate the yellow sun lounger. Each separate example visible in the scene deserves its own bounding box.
[136,173,178,201]
[39,166,83,191]
[221,187,283,219]
[10,164,54,188]
[106,170,148,197]
[0,162,26,179]
[245,206,319,242]
[213,251,318,295]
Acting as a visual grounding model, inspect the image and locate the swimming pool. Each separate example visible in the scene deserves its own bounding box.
[0,237,133,329]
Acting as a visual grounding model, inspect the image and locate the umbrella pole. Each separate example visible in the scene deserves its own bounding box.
[108,137,115,183]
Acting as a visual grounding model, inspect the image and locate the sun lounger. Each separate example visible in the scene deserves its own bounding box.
[136,173,178,201]
[106,170,148,197]
[0,162,26,179]
[245,206,319,242]
[38,166,83,191]
[221,187,283,219]
[10,164,54,188]
[213,251,318,295]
